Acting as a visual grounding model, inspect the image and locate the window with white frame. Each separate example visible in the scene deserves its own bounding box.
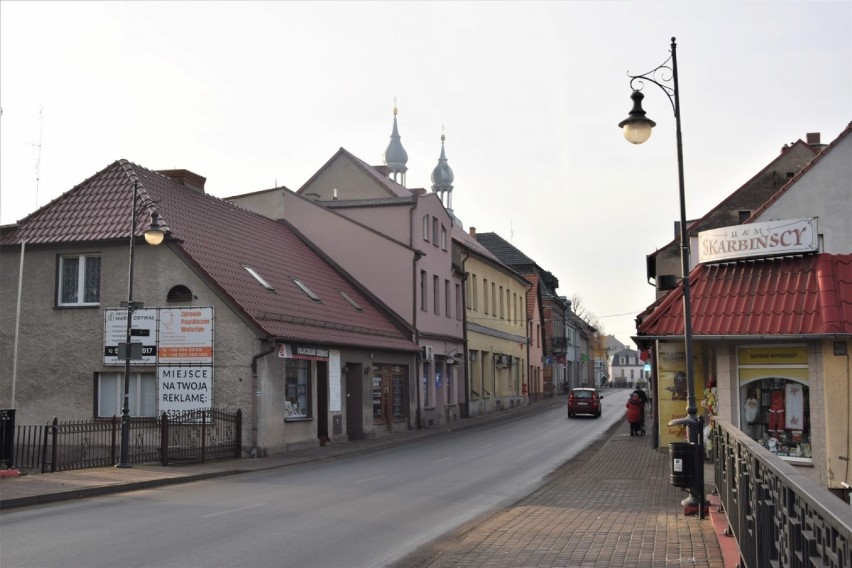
[421,270,428,311]
[423,215,430,241]
[445,279,451,317]
[58,254,101,306]
[432,217,439,246]
[97,372,157,417]
[440,225,447,250]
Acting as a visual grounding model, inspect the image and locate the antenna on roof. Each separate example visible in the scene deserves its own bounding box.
[32,106,44,209]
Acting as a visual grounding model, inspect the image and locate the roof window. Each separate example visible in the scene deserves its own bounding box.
[244,265,275,291]
[293,278,321,302]
[338,290,363,311]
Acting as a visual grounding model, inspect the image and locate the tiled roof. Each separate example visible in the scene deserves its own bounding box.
[1,160,418,352]
[451,226,503,265]
[637,254,852,337]
[475,232,537,267]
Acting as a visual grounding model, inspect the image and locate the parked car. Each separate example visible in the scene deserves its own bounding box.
[567,388,602,418]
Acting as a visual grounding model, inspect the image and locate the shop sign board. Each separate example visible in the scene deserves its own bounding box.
[698,218,817,264]
[104,308,158,365]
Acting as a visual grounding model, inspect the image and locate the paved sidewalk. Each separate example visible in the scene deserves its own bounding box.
[0,394,737,567]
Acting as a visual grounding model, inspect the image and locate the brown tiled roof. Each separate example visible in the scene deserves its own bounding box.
[1,160,418,352]
[637,254,852,337]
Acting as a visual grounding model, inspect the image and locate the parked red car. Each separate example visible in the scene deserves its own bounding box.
[567,388,602,418]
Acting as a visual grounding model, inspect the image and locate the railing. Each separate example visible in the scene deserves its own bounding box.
[3,409,241,473]
[713,419,852,568]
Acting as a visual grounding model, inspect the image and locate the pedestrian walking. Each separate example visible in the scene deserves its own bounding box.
[626,392,645,436]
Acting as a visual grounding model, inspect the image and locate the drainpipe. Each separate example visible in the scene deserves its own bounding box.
[460,248,471,418]
[525,280,532,405]
[408,202,422,429]
[250,341,275,455]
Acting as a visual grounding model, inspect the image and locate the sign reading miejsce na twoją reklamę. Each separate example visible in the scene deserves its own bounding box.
[104,307,214,418]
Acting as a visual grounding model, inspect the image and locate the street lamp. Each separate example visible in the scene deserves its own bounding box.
[117,180,164,468]
[619,37,704,516]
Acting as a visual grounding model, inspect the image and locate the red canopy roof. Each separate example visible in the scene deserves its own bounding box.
[637,254,852,337]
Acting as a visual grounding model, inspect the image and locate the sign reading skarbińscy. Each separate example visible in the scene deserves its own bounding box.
[158,366,213,418]
[158,307,214,364]
[104,308,158,365]
[698,218,818,264]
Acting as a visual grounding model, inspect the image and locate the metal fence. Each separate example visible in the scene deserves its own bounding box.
[713,419,852,568]
[2,409,241,473]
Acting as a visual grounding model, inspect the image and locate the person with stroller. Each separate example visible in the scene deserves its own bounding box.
[626,391,645,436]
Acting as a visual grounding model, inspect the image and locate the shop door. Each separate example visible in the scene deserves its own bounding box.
[372,366,406,429]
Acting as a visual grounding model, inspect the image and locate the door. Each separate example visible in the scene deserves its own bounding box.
[317,361,329,444]
[345,365,363,440]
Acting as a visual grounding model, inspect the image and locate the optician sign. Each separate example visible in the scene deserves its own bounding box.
[698,218,818,264]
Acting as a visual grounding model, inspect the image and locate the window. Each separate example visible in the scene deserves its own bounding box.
[293,278,320,302]
[483,279,489,315]
[499,286,504,319]
[455,284,462,320]
[244,265,274,291]
[740,378,810,461]
[445,279,451,317]
[629,357,636,365]
[420,270,427,311]
[338,290,363,311]
[465,274,472,311]
[423,361,432,407]
[440,225,447,250]
[284,359,311,419]
[491,282,496,315]
[433,275,440,314]
[472,275,478,311]
[97,372,156,417]
[432,217,439,246]
[58,254,101,306]
[423,215,430,241]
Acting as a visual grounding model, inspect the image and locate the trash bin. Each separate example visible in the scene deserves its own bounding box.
[670,442,695,488]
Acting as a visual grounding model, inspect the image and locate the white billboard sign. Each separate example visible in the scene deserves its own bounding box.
[698,218,818,264]
[158,366,213,418]
[158,307,214,364]
[103,308,158,365]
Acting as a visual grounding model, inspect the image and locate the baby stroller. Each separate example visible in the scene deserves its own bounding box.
[626,393,646,436]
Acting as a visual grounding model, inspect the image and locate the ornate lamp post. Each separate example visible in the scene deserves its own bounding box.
[117,180,164,468]
[619,37,705,516]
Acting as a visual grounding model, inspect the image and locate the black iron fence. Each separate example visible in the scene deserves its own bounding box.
[1,409,241,473]
[713,418,852,568]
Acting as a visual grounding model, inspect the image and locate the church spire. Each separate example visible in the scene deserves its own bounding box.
[431,130,454,211]
[383,102,408,186]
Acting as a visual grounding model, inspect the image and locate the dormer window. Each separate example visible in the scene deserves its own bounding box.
[244,265,274,291]
[293,278,321,302]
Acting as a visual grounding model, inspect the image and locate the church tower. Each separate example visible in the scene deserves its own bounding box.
[383,104,409,186]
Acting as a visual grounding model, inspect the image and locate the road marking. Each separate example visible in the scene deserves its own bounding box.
[200,503,266,518]
[432,456,453,464]
[355,474,387,484]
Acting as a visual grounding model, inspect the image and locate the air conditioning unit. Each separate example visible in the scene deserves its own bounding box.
[420,345,434,361]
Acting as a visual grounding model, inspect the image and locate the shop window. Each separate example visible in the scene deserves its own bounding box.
[284,359,311,419]
[97,372,156,417]
[741,378,810,461]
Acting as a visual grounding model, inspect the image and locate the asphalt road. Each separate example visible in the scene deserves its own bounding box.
[0,390,630,568]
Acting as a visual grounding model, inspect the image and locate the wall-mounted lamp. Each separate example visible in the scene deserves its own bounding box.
[364,366,373,376]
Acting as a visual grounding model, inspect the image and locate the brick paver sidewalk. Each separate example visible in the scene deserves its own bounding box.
[397,419,725,568]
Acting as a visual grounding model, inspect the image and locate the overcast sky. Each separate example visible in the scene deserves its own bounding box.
[1,1,850,345]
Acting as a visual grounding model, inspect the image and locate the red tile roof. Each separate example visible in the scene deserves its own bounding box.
[1,160,418,352]
[637,254,852,337]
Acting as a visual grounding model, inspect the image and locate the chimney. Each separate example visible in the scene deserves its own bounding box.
[469,227,476,236]
[373,165,390,178]
[157,169,206,192]
[806,132,821,146]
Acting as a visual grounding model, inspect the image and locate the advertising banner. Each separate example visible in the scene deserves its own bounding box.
[158,366,213,418]
[158,308,214,364]
[656,341,706,446]
[103,308,158,365]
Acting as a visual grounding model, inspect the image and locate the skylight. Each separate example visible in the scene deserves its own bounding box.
[338,290,363,311]
[243,265,274,291]
[293,278,321,302]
